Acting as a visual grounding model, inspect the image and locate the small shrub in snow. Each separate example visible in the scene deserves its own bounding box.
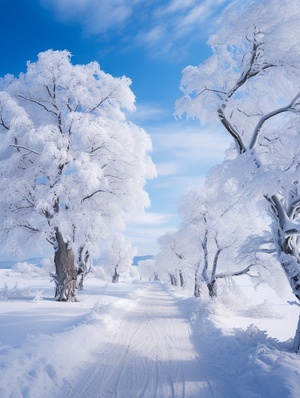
[245,300,283,319]
[12,262,38,276]
[0,283,8,300]
[32,291,44,303]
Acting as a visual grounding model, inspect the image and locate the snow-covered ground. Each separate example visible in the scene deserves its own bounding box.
[0,266,299,397]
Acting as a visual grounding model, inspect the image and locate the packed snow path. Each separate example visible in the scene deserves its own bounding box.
[65,283,214,398]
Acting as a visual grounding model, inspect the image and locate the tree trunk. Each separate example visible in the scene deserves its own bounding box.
[169,273,177,286]
[207,280,217,298]
[279,252,300,301]
[293,316,300,353]
[194,261,202,297]
[179,269,185,288]
[262,194,300,301]
[77,246,91,290]
[194,279,201,297]
[279,232,300,301]
[52,229,78,302]
[112,267,119,283]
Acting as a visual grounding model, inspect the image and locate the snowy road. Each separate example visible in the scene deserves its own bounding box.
[1,274,300,397]
[64,283,214,398]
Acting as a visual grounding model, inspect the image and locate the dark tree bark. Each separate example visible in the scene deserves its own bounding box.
[112,267,120,283]
[267,195,300,301]
[207,281,217,298]
[169,273,178,286]
[179,269,185,288]
[77,245,91,290]
[52,229,78,302]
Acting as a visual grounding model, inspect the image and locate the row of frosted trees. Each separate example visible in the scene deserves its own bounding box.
[0,50,155,301]
[141,0,300,352]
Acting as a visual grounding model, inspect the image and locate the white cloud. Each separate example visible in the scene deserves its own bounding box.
[134,0,234,57]
[125,212,178,255]
[41,0,140,34]
[156,162,179,177]
[149,120,232,171]
[127,103,168,123]
[126,211,171,226]
[41,0,235,56]
[125,211,176,255]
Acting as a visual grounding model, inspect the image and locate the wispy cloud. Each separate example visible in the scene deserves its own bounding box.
[150,120,232,173]
[156,162,180,177]
[41,0,234,56]
[127,211,171,226]
[136,0,231,52]
[127,103,168,123]
[41,0,141,34]
[125,211,177,254]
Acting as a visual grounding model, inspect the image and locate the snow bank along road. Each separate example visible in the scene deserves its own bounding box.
[64,283,214,398]
[1,277,299,397]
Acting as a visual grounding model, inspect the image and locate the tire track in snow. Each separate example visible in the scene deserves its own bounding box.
[66,283,214,398]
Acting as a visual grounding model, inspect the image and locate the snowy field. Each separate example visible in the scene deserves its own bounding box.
[0,264,300,398]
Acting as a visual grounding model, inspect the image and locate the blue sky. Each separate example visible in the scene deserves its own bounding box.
[0,0,234,256]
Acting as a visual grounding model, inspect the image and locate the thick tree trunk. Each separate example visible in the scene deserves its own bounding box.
[279,252,300,301]
[273,223,300,301]
[52,229,78,302]
[266,195,300,301]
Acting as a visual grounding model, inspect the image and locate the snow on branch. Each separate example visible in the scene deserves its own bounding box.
[216,263,256,279]
[82,189,116,202]
[18,95,57,116]
[10,144,40,155]
[249,92,300,149]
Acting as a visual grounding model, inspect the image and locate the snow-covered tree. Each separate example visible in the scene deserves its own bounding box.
[176,0,300,307]
[138,258,159,282]
[157,183,265,298]
[102,234,136,283]
[155,232,187,288]
[0,50,155,301]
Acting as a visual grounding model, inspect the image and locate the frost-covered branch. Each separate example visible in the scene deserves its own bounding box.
[217,107,246,153]
[216,263,256,279]
[228,41,276,99]
[0,113,9,130]
[18,94,57,116]
[249,92,300,149]
[20,223,40,233]
[82,189,116,202]
[10,144,40,155]
[88,94,113,113]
